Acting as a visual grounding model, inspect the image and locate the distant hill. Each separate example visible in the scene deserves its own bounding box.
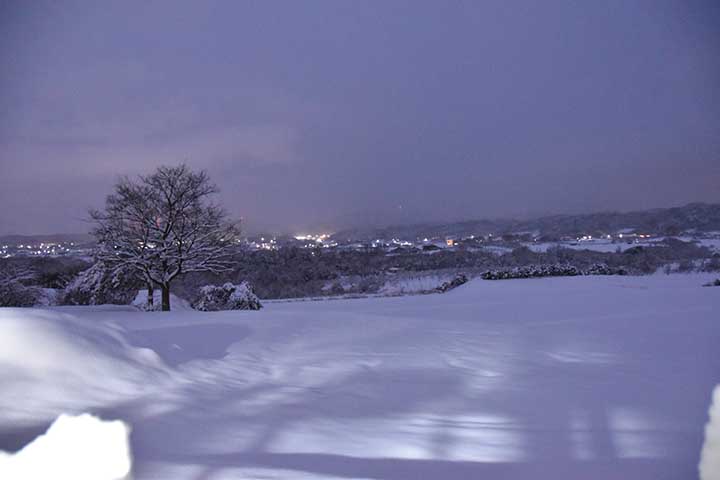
[331,203,720,241]
[5,203,720,246]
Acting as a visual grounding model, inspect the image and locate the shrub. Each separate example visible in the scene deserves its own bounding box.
[0,281,40,307]
[482,264,581,280]
[61,262,140,305]
[193,282,262,311]
[481,263,625,280]
[585,263,627,275]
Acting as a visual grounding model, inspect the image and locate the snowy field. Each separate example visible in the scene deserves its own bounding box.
[526,240,655,253]
[1,273,719,479]
[526,235,720,254]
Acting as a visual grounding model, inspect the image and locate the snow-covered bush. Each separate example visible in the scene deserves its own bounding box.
[703,279,720,287]
[481,264,581,280]
[585,263,627,276]
[0,258,87,307]
[0,262,41,307]
[481,263,626,280]
[193,282,262,311]
[62,262,140,306]
[0,281,40,307]
[436,273,469,293]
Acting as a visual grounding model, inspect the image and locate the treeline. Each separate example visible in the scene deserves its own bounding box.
[0,256,91,307]
[175,237,718,300]
[2,237,718,306]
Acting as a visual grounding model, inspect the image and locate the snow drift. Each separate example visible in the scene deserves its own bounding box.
[701,385,720,480]
[0,413,132,480]
[0,308,166,424]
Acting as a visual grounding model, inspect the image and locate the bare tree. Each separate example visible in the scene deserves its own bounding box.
[90,165,239,311]
[91,179,158,309]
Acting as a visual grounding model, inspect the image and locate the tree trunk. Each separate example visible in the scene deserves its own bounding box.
[147,282,154,309]
[161,284,171,311]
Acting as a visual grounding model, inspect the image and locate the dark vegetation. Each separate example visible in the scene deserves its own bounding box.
[192,282,262,311]
[175,238,717,300]
[0,257,89,307]
[481,263,625,280]
[1,236,718,306]
[436,274,469,292]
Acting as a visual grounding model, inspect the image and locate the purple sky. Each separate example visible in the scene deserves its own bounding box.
[1,0,719,235]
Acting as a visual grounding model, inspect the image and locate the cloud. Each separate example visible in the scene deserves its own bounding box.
[1,1,719,234]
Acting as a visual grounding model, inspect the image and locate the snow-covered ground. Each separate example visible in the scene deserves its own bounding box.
[526,235,720,254]
[696,238,720,253]
[378,273,459,295]
[527,239,654,253]
[1,273,719,479]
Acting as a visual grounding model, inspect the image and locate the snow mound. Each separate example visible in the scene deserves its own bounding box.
[379,273,456,295]
[0,308,166,424]
[701,385,720,480]
[0,413,132,480]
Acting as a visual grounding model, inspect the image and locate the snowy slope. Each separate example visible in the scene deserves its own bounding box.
[1,273,719,479]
